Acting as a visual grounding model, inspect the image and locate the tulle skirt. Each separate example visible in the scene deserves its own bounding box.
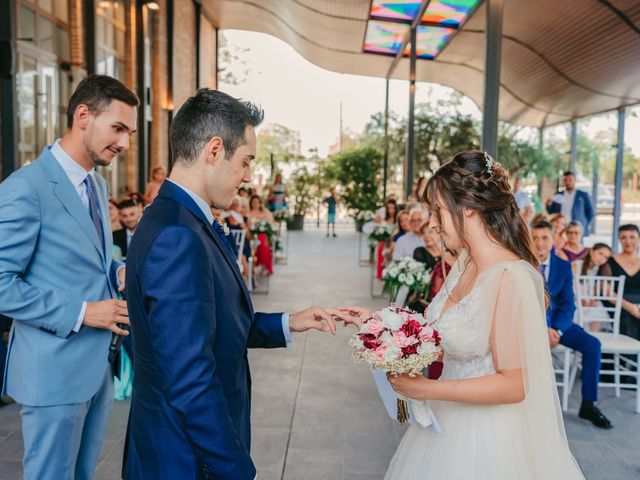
[385,399,580,479]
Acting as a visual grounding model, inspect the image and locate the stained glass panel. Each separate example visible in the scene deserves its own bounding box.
[363,20,410,56]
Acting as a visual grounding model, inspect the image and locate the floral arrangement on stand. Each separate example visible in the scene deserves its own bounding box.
[367,223,395,248]
[349,306,441,422]
[356,210,376,222]
[382,257,432,300]
[273,207,292,224]
[250,220,278,245]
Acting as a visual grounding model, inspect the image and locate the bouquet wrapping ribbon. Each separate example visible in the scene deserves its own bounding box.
[372,369,442,433]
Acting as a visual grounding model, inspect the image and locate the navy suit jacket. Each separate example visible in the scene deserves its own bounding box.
[546,189,595,234]
[123,181,286,480]
[546,254,576,334]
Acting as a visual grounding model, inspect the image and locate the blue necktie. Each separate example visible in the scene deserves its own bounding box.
[540,264,547,285]
[84,175,105,252]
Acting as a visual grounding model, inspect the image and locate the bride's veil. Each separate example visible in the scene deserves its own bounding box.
[455,253,584,478]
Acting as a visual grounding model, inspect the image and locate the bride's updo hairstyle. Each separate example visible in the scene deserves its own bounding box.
[423,150,539,269]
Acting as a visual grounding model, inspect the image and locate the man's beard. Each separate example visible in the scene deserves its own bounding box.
[83,136,112,168]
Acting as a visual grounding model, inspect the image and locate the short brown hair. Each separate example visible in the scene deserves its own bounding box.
[67,74,139,128]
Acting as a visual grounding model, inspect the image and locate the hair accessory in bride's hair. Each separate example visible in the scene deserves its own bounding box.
[483,151,495,175]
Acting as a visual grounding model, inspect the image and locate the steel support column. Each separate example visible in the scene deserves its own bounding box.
[383,78,389,200]
[481,0,504,159]
[405,27,417,200]
[612,108,626,252]
[569,119,577,172]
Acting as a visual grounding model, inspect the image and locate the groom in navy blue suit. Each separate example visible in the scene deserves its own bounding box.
[531,220,612,429]
[123,89,346,479]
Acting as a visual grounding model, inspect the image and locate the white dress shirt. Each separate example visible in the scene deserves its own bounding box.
[50,140,114,333]
[393,232,425,260]
[560,189,576,219]
[167,179,293,347]
[540,255,551,283]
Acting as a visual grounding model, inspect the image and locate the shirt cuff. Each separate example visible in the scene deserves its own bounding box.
[73,302,87,333]
[282,313,293,348]
[116,265,126,289]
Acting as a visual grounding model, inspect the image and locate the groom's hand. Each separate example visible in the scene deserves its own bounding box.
[289,306,349,335]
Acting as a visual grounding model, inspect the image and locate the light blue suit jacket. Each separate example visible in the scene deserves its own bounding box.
[0,147,122,406]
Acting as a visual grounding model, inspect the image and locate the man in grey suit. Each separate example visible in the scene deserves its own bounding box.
[0,75,139,479]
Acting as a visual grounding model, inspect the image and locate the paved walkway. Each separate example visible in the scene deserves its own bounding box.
[0,227,638,479]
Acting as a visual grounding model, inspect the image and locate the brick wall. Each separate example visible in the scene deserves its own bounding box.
[172,0,197,113]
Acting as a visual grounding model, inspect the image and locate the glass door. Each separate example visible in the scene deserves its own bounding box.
[16,45,58,167]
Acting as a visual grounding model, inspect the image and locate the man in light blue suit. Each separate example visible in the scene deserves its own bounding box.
[123,89,347,479]
[0,75,139,479]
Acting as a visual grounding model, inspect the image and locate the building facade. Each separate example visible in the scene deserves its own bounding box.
[0,0,219,197]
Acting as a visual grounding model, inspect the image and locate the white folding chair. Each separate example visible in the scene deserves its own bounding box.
[575,275,640,413]
[228,229,246,265]
[552,344,578,412]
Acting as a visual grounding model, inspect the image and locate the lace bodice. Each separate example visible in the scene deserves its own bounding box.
[426,263,496,380]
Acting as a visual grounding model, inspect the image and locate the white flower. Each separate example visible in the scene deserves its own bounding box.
[379,309,404,331]
[398,273,407,284]
[405,274,415,286]
[383,344,402,362]
[379,330,394,345]
[418,342,438,356]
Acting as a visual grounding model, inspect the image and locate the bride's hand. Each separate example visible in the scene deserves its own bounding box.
[337,306,372,327]
[387,373,431,401]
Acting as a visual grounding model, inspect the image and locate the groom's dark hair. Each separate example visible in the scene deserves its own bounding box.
[170,89,264,165]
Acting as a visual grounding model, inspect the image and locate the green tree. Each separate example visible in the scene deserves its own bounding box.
[289,167,314,216]
[256,124,303,169]
[332,147,382,214]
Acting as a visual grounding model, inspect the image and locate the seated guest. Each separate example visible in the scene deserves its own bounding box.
[113,197,143,259]
[428,250,455,302]
[562,221,589,267]
[576,243,612,332]
[392,211,410,242]
[376,199,398,279]
[531,220,612,429]
[108,197,123,232]
[413,222,441,271]
[599,224,640,341]
[225,196,252,275]
[392,209,426,260]
[247,195,273,276]
[549,213,569,260]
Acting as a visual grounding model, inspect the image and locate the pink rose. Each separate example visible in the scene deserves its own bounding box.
[373,343,388,361]
[365,317,385,336]
[392,331,419,349]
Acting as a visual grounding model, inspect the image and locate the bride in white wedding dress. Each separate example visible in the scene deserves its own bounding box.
[345,151,584,479]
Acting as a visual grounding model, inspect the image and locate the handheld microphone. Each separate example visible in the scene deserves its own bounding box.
[108,290,129,364]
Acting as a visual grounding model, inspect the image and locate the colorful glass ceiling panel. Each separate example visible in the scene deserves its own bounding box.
[405,25,456,59]
[365,0,482,59]
[370,1,422,22]
[422,0,481,28]
[363,20,411,56]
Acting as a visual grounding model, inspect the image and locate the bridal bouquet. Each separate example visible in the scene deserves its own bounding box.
[250,220,278,243]
[382,257,432,298]
[349,306,441,423]
[368,223,394,247]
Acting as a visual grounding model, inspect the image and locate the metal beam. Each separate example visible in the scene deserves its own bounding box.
[386,0,430,80]
[481,0,504,159]
[405,27,417,200]
[569,119,578,172]
[383,78,389,200]
[0,0,17,179]
[611,108,625,252]
[84,0,96,74]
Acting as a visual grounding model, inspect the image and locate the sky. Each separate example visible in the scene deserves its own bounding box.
[219,29,639,159]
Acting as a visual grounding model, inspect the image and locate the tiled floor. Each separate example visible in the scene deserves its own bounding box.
[0,227,638,479]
